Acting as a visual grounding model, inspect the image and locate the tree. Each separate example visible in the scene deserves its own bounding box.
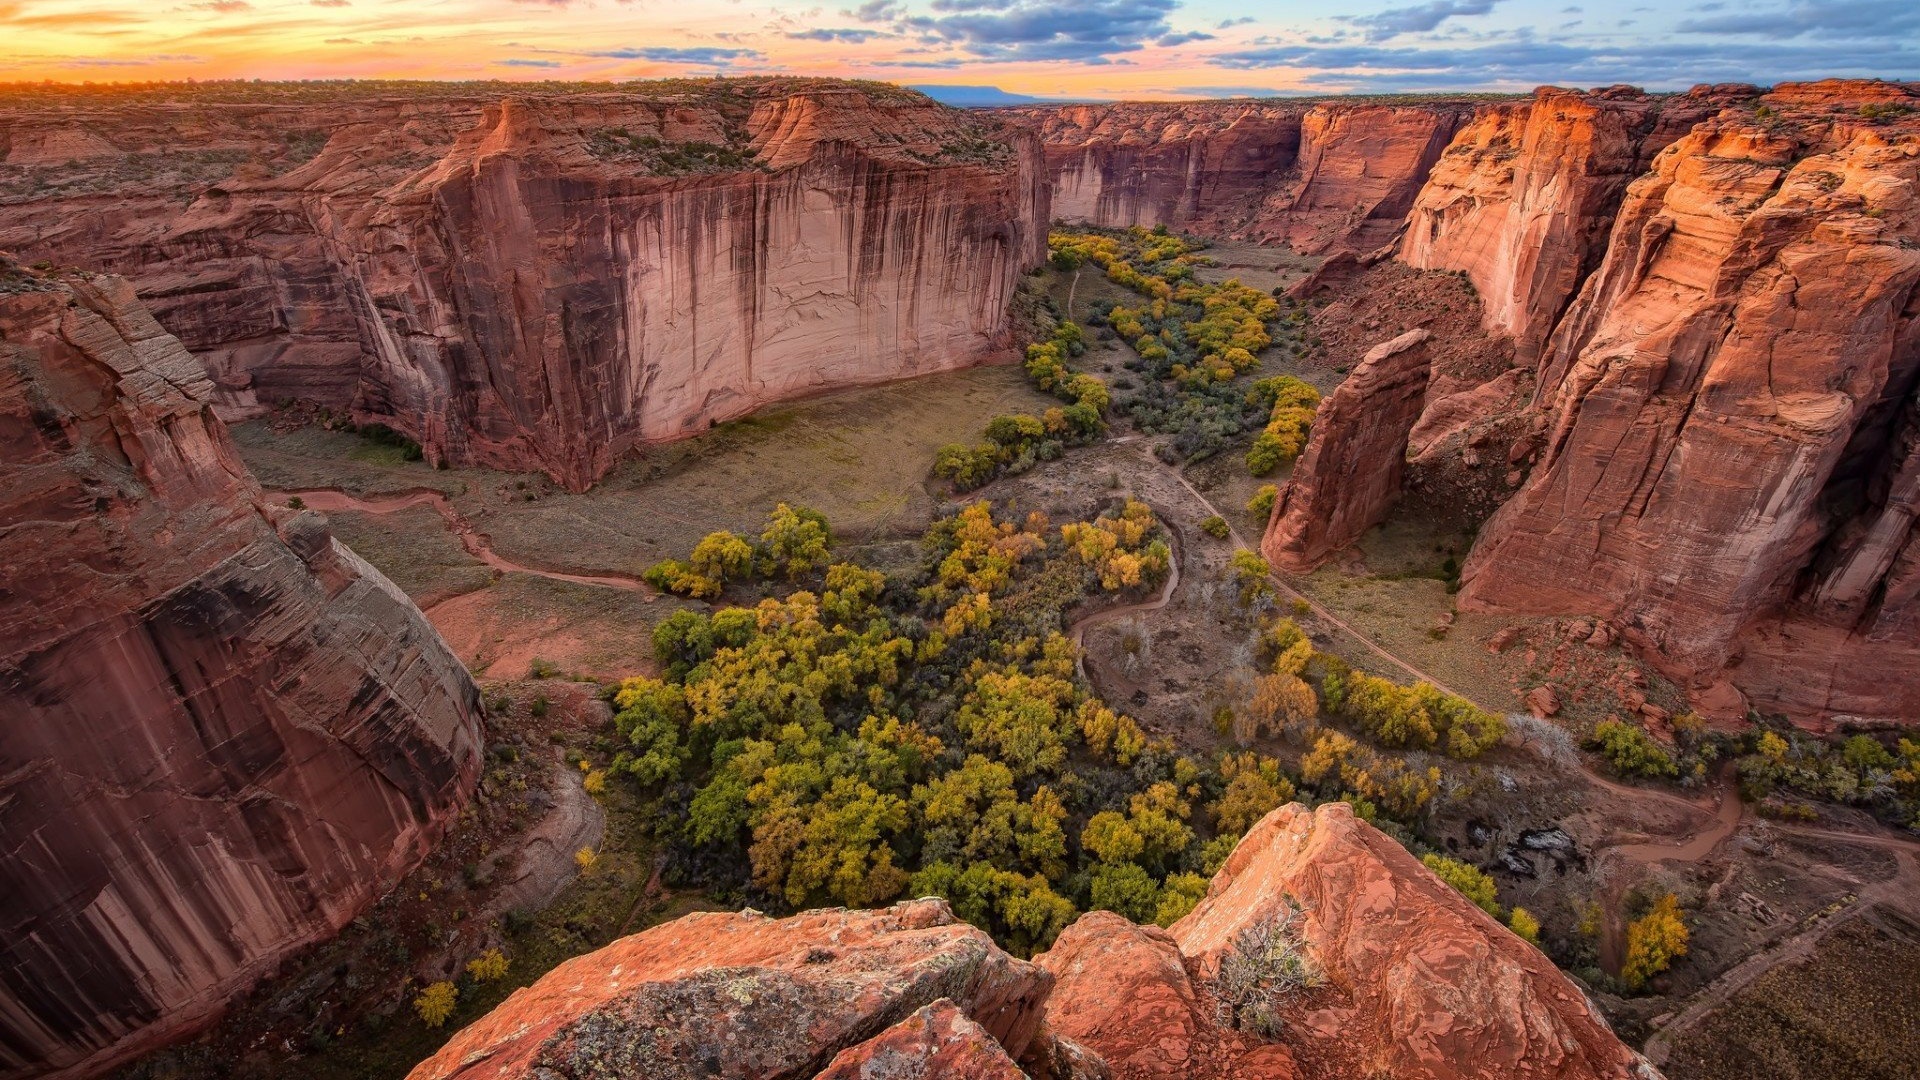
[1231,550,1274,605]
[1587,719,1678,778]
[612,676,691,784]
[1508,907,1541,946]
[1155,872,1210,926]
[413,981,458,1028]
[689,530,754,585]
[1247,484,1278,518]
[1622,894,1689,990]
[1243,674,1316,743]
[1089,862,1161,923]
[465,948,510,982]
[760,503,832,578]
[1421,854,1501,918]
[1211,752,1296,836]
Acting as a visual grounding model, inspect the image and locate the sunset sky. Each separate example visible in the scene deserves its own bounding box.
[4,0,1915,98]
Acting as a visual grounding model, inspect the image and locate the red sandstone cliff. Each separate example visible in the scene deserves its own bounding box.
[0,80,1049,490]
[1457,80,1920,724]
[1398,86,1720,362]
[0,261,484,1078]
[1000,99,1479,253]
[410,803,1640,1080]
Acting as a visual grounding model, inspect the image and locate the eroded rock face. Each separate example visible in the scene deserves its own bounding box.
[1167,804,1647,1080]
[1399,86,1713,362]
[0,81,1048,490]
[1457,81,1920,723]
[0,265,483,1078]
[423,805,1645,1080]
[1002,100,1474,253]
[1263,329,1434,571]
[406,899,1052,1080]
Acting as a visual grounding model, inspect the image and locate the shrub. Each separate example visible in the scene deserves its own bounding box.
[1586,719,1678,779]
[574,847,598,873]
[1247,484,1278,518]
[1231,550,1274,605]
[1622,894,1689,989]
[1508,907,1541,946]
[1200,514,1231,539]
[413,981,457,1028]
[1215,900,1321,1038]
[1421,853,1501,917]
[465,948,510,982]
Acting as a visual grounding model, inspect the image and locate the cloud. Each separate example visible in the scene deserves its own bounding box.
[582,46,766,63]
[1675,0,1920,38]
[1210,34,1920,90]
[1217,16,1255,28]
[857,0,1182,63]
[496,58,564,67]
[1345,0,1502,42]
[785,27,888,41]
[190,0,252,10]
[312,0,349,6]
[1156,30,1213,46]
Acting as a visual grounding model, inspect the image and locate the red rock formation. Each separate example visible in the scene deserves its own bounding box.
[1002,99,1476,253]
[1399,86,1716,362]
[1164,803,1647,1080]
[1458,81,1920,724]
[1036,912,1298,1079]
[996,101,1305,235]
[420,804,1646,1080]
[815,1000,1028,1080]
[1264,329,1434,570]
[0,262,483,1078]
[0,80,1049,490]
[406,899,1053,1080]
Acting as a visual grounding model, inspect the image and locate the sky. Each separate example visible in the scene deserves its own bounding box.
[3,0,1917,98]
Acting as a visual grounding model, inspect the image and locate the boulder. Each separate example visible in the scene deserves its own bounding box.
[406,900,1053,1080]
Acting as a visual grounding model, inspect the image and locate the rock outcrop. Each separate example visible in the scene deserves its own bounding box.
[1264,329,1434,570]
[417,804,1643,1080]
[1398,86,1717,362]
[1162,803,1647,1080]
[1457,81,1920,724]
[1001,100,1475,253]
[0,80,1049,490]
[0,262,483,1079]
[406,899,1053,1080]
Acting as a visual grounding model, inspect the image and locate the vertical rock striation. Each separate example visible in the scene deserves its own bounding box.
[1398,86,1719,362]
[1457,81,1920,723]
[0,263,483,1078]
[0,81,1049,491]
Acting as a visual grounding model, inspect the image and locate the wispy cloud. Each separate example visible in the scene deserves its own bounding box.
[1343,0,1503,42]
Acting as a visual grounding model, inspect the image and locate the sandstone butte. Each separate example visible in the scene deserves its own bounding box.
[0,259,484,1079]
[0,80,1050,491]
[409,803,1652,1080]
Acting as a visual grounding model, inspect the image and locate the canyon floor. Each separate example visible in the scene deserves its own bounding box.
[149,251,1920,1080]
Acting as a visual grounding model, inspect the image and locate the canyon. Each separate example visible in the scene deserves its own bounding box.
[0,80,1048,491]
[4,73,1919,1080]
[0,261,484,1078]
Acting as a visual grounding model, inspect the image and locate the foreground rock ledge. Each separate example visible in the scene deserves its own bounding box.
[414,804,1652,1080]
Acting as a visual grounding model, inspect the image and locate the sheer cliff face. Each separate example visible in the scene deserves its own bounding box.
[1002,100,1472,253]
[1398,87,1716,362]
[0,83,1048,490]
[0,267,483,1078]
[1458,83,1920,723]
[410,804,1643,1080]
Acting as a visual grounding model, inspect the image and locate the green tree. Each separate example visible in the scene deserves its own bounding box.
[1089,862,1161,923]
[760,503,832,578]
[1421,853,1501,918]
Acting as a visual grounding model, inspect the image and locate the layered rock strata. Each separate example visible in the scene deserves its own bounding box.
[1457,81,1920,723]
[1000,99,1477,252]
[415,803,1645,1080]
[1264,329,1434,571]
[0,80,1049,490]
[0,263,483,1078]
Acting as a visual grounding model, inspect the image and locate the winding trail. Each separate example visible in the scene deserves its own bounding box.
[273,488,657,597]
[1067,529,1181,682]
